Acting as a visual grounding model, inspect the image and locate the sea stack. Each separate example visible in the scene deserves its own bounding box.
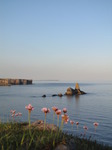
[65,83,86,95]
[75,83,80,90]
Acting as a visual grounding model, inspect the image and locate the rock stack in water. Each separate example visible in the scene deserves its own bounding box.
[65,83,86,96]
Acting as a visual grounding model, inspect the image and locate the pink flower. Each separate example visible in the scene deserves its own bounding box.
[83,126,88,130]
[18,112,22,116]
[76,122,79,126]
[93,122,99,127]
[10,110,16,114]
[11,114,15,117]
[41,108,50,114]
[15,113,19,116]
[25,104,34,113]
[25,104,34,127]
[55,110,61,116]
[10,110,16,118]
[61,114,69,124]
[52,106,58,112]
[70,120,75,125]
[76,122,79,129]
[41,107,50,130]
[15,112,22,116]
[63,108,67,113]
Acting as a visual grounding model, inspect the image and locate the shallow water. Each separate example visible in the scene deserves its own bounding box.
[0,81,112,146]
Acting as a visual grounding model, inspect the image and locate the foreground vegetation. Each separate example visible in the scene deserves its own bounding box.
[0,122,112,150]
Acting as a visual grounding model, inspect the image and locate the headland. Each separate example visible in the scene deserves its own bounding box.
[0,78,32,86]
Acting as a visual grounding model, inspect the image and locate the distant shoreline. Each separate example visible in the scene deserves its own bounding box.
[0,78,32,86]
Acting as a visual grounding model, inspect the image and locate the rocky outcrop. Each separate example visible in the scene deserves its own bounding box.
[65,83,86,95]
[52,94,58,97]
[55,144,70,150]
[52,93,63,97]
[25,120,58,131]
[0,78,9,86]
[42,95,46,98]
[0,78,32,86]
[58,93,63,97]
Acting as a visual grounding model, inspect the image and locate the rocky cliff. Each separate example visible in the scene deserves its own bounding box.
[0,78,32,86]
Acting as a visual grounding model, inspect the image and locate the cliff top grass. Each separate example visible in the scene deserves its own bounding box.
[0,122,112,150]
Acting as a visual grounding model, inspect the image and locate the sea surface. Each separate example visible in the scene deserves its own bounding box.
[0,81,112,146]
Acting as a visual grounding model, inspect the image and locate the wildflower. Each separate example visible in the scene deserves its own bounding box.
[93,122,99,131]
[10,110,16,114]
[10,110,16,121]
[18,112,22,116]
[25,104,34,127]
[41,107,50,130]
[93,122,99,127]
[70,120,75,125]
[76,121,79,129]
[55,110,61,119]
[52,106,58,125]
[76,122,79,125]
[52,106,58,112]
[41,108,50,114]
[63,108,67,113]
[15,112,22,117]
[15,113,19,116]
[62,114,69,124]
[83,126,88,130]
[55,110,61,127]
[60,114,69,131]
[70,120,75,130]
[25,104,34,113]
[11,114,15,117]
[83,125,88,134]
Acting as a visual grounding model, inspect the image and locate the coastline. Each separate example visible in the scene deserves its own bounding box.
[0,121,112,150]
[0,78,32,86]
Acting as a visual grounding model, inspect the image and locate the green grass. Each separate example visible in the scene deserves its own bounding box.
[0,122,112,150]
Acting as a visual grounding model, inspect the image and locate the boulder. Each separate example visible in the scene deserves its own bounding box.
[65,87,77,95]
[25,120,58,131]
[52,94,58,97]
[55,144,69,150]
[42,95,46,98]
[58,93,63,97]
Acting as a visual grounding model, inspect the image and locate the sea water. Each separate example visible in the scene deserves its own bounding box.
[0,81,112,146]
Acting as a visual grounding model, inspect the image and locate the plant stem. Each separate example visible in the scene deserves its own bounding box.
[57,115,59,127]
[72,124,73,130]
[53,112,55,124]
[44,114,46,130]
[60,119,64,131]
[28,112,31,128]
[52,112,55,132]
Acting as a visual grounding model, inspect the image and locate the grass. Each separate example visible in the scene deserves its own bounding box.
[0,122,112,150]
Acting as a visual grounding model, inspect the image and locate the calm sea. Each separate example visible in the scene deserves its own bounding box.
[0,81,112,146]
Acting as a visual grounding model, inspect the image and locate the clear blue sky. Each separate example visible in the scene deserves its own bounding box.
[0,0,112,82]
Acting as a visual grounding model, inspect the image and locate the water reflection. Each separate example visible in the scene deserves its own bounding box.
[75,95,80,100]
[66,95,80,101]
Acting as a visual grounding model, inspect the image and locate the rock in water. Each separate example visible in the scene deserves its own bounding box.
[65,83,86,95]
[42,95,46,98]
[52,94,58,97]
[75,83,80,90]
[65,87,77,95]
[58,93,63,97]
